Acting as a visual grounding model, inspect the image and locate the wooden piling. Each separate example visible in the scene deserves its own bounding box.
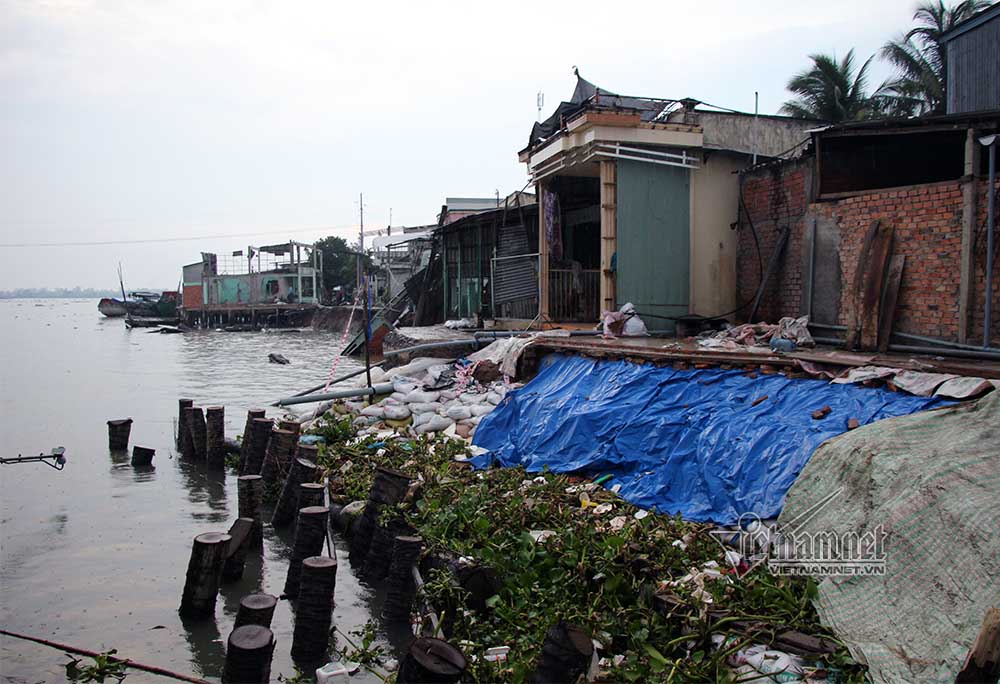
[130,446,155,467]
[351,467,413,565]
[221,517,255,582]
[234,593,278,630]
[362,518,403,580]
[237,475,264,547]
[298,482,326,510]
[290,556,337,664]
[296,443,319,464]
[222,625,274,684]
[238,409,266,472]
[528,622,593,684]
[396,637,467,684]
[259,428,295,487]
[283,506,329,599]
[205,406,226,470]
[107,418,132,451]
[271,458,319,527]
[383,535,423,621]
[241,418,273,475]
[177,399,193,449]
[185,407,207,461]
[179,531,232,618]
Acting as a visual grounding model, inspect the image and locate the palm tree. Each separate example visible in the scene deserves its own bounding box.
[779,50,879,122]
[879,0,989,116]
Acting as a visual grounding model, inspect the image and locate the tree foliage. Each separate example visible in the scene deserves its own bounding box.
[779,50,879,122]
[314,235,371,301]
[879,0,989,116]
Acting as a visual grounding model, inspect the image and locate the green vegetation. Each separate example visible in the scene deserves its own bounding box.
[781,0,989,121]
[64,650,128,683]
[309,414,865,683]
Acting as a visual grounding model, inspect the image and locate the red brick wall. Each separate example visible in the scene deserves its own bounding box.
[737,158,810,323]
[737,160,1000,344]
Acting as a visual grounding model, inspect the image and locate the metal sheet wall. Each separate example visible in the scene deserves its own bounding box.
[615,159,690,326]
[946,16,1000,114]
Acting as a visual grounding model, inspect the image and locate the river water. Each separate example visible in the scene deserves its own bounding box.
[0,299,389,682]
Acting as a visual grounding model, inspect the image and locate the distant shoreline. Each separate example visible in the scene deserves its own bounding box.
[0,289,161,300]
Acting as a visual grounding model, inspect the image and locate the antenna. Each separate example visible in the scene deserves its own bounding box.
[537,91,544,121]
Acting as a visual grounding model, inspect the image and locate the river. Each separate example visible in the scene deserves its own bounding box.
[0,299,390,682]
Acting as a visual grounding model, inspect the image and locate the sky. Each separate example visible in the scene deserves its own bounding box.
[1,0,926,290]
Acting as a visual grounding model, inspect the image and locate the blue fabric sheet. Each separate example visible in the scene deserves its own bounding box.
[470,354,946,524]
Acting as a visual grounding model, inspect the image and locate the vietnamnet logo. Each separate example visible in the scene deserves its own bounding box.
[714,488,886,577]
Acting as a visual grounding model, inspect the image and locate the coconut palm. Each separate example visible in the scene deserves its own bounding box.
[779,50,880,122]
[879,0,989,116]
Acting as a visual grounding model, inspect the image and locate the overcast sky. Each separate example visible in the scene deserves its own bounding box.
[1,0,925,290]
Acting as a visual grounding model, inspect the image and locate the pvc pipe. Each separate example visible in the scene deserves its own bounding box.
[291,362,386,398]
[811,324,1000,354]
[274,382,395,407]
[383,339,482,358]
[887,343,1000,362]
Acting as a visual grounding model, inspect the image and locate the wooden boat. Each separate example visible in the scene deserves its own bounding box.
[98,298,128,317]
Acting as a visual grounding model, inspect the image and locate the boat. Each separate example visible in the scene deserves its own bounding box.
[98,298,129,317]
[98,291,181,320]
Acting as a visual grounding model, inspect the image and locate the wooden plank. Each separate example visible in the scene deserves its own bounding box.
[859,222,894,350]
[956,607,1000,684]
[749,226,790,322]
[877,255,906,352]
[845,220,880,350]
[599,160,617,313]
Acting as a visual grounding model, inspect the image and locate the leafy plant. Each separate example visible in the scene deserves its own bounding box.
[64,650,128,683]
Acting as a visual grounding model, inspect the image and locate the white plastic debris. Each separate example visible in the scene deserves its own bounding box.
[530,530,556,543]
[634,510,649,520]
[609,516,628,531]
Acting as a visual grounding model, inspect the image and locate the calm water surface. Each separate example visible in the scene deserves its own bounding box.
[0,299,392,682]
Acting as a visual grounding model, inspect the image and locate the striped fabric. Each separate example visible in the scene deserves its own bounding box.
[779,392,1000,683]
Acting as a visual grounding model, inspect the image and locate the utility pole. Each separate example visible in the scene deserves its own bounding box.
[357,192,364,291]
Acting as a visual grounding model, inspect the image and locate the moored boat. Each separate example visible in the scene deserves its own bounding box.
[98,298,128,317]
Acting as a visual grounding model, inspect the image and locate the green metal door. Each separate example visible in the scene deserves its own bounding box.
[615,160,689,328]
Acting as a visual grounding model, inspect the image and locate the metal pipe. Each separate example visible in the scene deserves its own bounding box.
[984,138,996,349]
[273,382,395,407]
[291,363,386,398]
[888,343,1000,362]
[382,339,482,358]
[895,330,1000,353]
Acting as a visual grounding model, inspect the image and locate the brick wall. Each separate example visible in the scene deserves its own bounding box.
[737,159,1000,344]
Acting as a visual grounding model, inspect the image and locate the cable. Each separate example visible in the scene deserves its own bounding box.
[0,223,359,248]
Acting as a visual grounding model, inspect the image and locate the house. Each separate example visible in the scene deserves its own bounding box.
[437,197,503,226]
[941,2,1000,115]
[180,240,321,326]
[737,109,999,347]
[517,73,817,328]
[370,225,435,302]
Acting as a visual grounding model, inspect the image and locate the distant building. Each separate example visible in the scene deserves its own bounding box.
[370,225,435,302]
[180,240,320,325]
[437,197,501,225]
[941,3,1000,115]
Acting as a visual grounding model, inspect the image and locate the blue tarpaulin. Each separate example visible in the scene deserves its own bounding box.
[470,354,946,524]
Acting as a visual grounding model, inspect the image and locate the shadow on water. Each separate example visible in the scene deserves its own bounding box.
[176,459,230,523]
[179,613,227,680]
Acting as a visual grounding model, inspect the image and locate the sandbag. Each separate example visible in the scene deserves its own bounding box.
[415,415,454,434]
[405,389,440,404]
[384,405,411,421]
[408,402,443,414]
[360,405,385,418]
[486,392,502,405]
[459,393,488,405]
[446,405,472,420]
[470,404,493,417]
[392,378,419,395]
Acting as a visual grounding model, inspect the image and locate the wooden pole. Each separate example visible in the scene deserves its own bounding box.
[283,506,329,599]
[272,458,319,527]
[205,406,226,470]
[396,637,467,684]
[221,517,254,582]
[241,418,273,475]
[529,621,593,684]
[290,556,338,664]
[185,407,207,461]
[238,409,266,472]
[177,399,194,450]
[237,475,264,547]
[298,482,326,510]
[179,531,231,618]
[260,428,295,487]
[296,443,319,464]
[234,593,278,630]
[107,418,132,451]
[222,625,275,684]
[131,446,155,467]
[383,535,423,621]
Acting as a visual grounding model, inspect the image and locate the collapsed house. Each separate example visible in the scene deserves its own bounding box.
[179,240,321,327]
